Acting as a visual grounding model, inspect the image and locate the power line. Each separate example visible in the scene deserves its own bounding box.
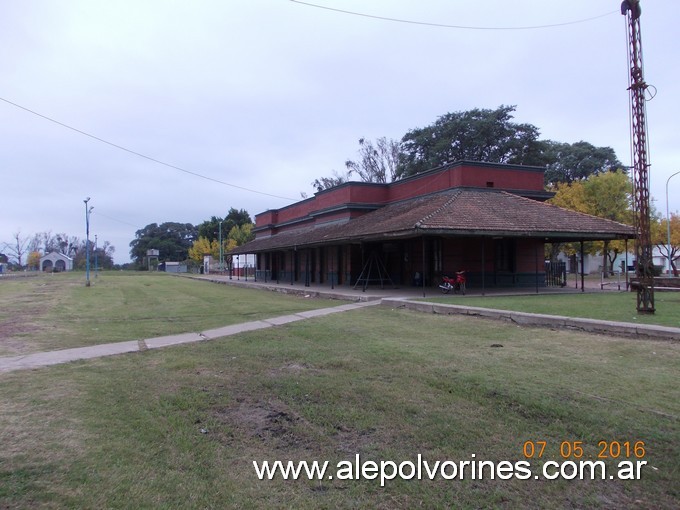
[290,0,618,31]
[0,96,297,202]
[91,210,143,230]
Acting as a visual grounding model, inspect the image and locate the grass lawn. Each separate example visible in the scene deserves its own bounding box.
[422,292,680,329]
[0,272,348,356]
[0,303,678,508]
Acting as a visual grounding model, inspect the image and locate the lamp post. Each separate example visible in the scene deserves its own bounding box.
[84,198,93,286]
[94,234,98,278]
[666,170,680,276]
[218,220,224,273]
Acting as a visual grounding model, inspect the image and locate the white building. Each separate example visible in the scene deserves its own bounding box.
[40,252,74,272]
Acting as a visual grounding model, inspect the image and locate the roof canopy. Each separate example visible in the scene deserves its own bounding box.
[234,188,635,254]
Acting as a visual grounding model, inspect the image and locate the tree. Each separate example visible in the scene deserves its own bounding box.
[225,207,252,228]
[27,251,41,271]
[2,231,30,267]
[549,170,632,275]
[92,240,116,270]
[345,137,401,184]
[543,141,623,185]
[311,169,351,193]
[197,216,223,243]
[312,105,625,191]
[224,223,254,271]
[227,223,253,246]
[188,237,220,265]
[398,105,544,178]
[129,222,197,266]
[197,208,253,242]
[652,212,680,276]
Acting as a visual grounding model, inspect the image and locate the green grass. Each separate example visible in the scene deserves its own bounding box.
[1,303,678,508]
[422,292,680,328]
[0,272,348,356]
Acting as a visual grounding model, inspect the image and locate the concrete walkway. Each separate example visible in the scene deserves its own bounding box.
[0,301,380,374]
[383,299,680,342]
[2,277,678,374]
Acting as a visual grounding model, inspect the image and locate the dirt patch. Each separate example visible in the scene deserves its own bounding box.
[267,362,323,378]
[0,316,44,356]
[215,397,380,458]
[216,399,312,449]
[332,424,378,455]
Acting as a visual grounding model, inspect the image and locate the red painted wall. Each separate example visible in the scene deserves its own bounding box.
[255,162,545,237]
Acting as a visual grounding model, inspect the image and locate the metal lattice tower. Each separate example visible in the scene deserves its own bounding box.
[622,0,654,313]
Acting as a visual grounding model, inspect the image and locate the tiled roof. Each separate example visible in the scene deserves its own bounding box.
[233,189,635,253]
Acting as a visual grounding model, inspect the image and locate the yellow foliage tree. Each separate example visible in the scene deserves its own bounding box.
[548,171,633,275]
[651,212,680,275]
[188,237,220,265]
[27,251,41,271]
[224,223,254,272]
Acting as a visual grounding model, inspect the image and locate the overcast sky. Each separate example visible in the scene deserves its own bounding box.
[2,0,679,264]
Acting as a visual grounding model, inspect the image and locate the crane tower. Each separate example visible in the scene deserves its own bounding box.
[621,0,654,313]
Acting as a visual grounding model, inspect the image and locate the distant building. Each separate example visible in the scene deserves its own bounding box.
[233,161,635,289]
[159,261,187,273]
[40,252,73,272]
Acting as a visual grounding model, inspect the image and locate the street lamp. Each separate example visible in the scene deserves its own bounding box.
[94,234,99,278]
[84,197,94,287]
[666,170,680,276]
[218,220,224,273]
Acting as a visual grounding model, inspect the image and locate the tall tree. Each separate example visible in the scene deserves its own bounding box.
[549,170,632,275]
[2,231,30,267]
[311,170,351,193]
[224,223,254,271]
[227,223,254,246]
[27,251,41,271]
[197,209,253,242]
[652,213,680,276]
[129,222,197,266]
[197,216,223,243]
[345,137,401,184]
[188,237,220,264]
[71,239,115,270]
[543,140,623,185]
[398,105,544,178]
[311,105,624,191]
[225,207,252,228]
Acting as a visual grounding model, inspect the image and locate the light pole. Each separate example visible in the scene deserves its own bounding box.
[84,198,93,286]
[94,234,99,278]
[666,170,680,276]
[218,220,224,273]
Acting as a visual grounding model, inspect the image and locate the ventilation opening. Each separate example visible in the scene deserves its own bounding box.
[486,181,494,188]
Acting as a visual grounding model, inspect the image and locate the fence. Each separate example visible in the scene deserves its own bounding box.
[545,261,567,287]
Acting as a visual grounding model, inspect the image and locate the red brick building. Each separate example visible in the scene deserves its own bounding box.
[233,161,634,290]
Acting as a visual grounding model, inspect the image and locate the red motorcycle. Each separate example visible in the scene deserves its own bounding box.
[439,271,466,295]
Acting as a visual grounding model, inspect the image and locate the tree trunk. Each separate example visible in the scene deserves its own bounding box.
[602,241,610,278]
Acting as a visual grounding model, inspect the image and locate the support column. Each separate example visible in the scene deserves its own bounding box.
[580,241,585,293]
[535,241,539,294]
[422,235,426,298]
[481,238,486,296]
[625,239,629,291]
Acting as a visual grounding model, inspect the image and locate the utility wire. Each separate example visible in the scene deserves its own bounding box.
[290,0,617,31]
[91,210,143,230]
[0,96,296,202]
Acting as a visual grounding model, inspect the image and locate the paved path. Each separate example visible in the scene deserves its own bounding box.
[2,279,678,374]
[0,301,380,374]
